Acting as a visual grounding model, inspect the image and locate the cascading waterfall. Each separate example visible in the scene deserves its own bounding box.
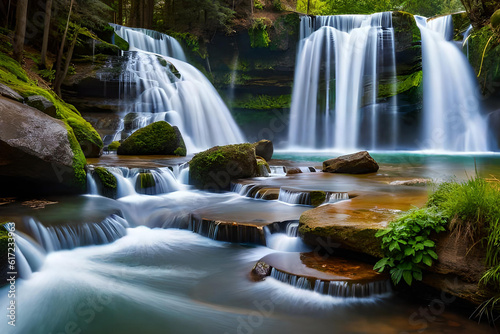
[289,12,397,150]
[111,24,245,152]
[415,15,489,152]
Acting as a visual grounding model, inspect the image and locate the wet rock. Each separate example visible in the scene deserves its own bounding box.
[251,261,272,281]
[253,139,273,161]
[117,121,186,156]
[390,178,431,186]
[256,156,271,177]
[0,97,86,196]
[286,167,302,175]
[323,151,379,174]
[26,95,57,118]
[0,83,23,102]
[189,143,258,191]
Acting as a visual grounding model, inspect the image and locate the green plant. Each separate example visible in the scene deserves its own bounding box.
[37,68,56,82]
[374,208,448,285]
[249,18,271,48]
[273,0,283,11]
[254,0,264,10]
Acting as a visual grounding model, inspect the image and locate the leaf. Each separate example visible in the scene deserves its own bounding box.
[403,270,413,285]
[375,228,391,237]
[427,249,438,260]
[413,252,423,263]
[374,258,388,271]
[422,240,435,247]
[389,241,401,252]
[415,236,424,242]
[404,247,415,256]
[422,255,433,266]
[412,270,423,281]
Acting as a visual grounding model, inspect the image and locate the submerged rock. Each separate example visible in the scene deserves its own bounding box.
[189,143,258,191]
[117,121,186,156]
[0,97,86,195]
[26,95,57,118]
[253,139,273,161]
[323,151,379,174]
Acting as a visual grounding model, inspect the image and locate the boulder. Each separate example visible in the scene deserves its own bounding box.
[0,97,86,196]
[117,121,186,156]
[323,151,379,174]
[66,117,104,158]
[0,83,23,102]
[26,95,57,118]
[189,143,258,191]
[286,167,302,175]
[253,139,273,161]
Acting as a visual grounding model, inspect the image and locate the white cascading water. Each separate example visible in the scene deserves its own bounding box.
[111,24,245,152]
[415,15,489,152]
[289,12,397,150]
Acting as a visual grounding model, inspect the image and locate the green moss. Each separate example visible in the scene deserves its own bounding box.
[139,172,156,189]
[232,94,291,110]
[491,9,500,29]
[108,141,121,151]
[467,26,500,95]
[254,0,264,10]
[114,33,129,51]
[94,167,117,189]
[189,143,256,190]
[174,147,187,156]
[0,51,103,154]
[310,191,327,207]
[273,0,284,11]
[249,18,271,48]
[65,124,87,190]
[378,71,423,99]
[393,11,421,44]
[117,121,186,155]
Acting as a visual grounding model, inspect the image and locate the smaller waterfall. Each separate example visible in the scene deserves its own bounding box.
[14,233,46,279]
[26,215,128,251]
[231,183,267,199]
[415,15,489,152]
[278,188,311,205]
[270,268,392,298]
[86,172,98,195]
[189,216,266,245]
[269,166,287,176]
[264,222,310,252]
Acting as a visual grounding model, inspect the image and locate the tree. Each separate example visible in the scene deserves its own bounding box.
[40,0,53,69]
[54,0,74,97]
[13,0,29,62]
[461,0,500,28]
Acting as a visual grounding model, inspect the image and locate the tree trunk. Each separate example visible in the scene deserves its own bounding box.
[40,0,52,69]
[13,0,29,62]
[461,0,500,28]
[307,0,311,14]
[54,29,79,97]
[118,0,123,24]
[250,0,253,15]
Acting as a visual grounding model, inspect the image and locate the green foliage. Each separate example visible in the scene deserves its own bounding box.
[249,18,271,48]
[273,0,284,11]
[108,141,121,151]
[94,167,117,189]
[254,0,264,10]
[168,32,202,57]
[427,175,500,241]
[117,121,186,156]
[114,33,129,51]
[232,94,291,110]
[374,208,448,285]
[37,68,56,82]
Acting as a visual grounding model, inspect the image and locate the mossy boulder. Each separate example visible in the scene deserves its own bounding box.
[323,151,379,174]
[0,83,22,102]
[108,141,121,151]
[0,51,103,158]
[26,95,57,118]
[117,121,186,156]
[189,143,259,191]
[0,96,86,196]
[93,167,117,198]
[256,156,271,177]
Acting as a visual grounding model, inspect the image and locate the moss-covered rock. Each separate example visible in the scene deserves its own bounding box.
[189,143,259,191]
[0,96,87,195]
[468,26,500,96]
[310,191,327,207]
[93,167,117,198]
[378,71,423,99]
[108,141,121,151]
[117,121,186,156]
[0,51,103,158]
[249,18,272,48]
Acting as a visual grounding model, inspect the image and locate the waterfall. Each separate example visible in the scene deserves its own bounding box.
[111,23,187,61]
[14,233,46,279]
[288,12,397,150]
[270,268,392,298]
[189,216,266,245]
[26,215,128,251]
[415,15,489,152]
[86,172,98,195]
[278,188,311,205]
[264,221,310,252]
[110,25,245,152]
